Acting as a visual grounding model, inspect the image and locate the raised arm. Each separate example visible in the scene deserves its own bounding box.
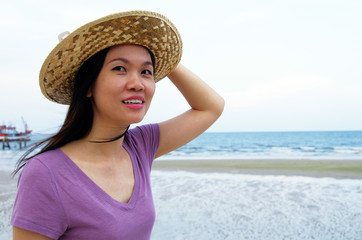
[155,64,224,158]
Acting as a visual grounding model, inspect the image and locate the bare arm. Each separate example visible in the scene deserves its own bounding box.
[155,64,224,158]
[13,227,53,240]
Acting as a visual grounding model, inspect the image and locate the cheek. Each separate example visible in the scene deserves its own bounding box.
[146,82,156,99]
[92,77,120,99]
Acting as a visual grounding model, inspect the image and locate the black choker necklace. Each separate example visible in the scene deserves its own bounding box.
[89,125,130,143]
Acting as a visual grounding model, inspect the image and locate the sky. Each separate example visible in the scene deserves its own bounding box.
[1,0,361,133]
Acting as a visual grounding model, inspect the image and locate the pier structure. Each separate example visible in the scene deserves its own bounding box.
[0,136,30,150]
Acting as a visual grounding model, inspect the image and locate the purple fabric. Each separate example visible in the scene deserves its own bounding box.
[11,124,160,240]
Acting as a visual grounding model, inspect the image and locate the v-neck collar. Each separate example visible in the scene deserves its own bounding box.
[56,143,140,209]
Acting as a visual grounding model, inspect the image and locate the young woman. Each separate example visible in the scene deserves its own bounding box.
[11,11,224,239]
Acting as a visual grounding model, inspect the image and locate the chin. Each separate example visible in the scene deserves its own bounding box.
[121,108,150,125]
[127,115,146,125]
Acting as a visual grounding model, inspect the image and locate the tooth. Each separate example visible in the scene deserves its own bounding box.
[124,100,142,104]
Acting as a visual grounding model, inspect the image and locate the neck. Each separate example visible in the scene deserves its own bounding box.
[80,125,130,160]
[88,125,129,143]
[86,121,129,142]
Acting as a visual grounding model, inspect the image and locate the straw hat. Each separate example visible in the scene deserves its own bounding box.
[39,10,183,105]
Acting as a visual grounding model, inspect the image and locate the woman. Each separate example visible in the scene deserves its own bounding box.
[11,11,224,239]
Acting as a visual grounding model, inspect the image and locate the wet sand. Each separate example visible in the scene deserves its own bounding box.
[153,159,362,179]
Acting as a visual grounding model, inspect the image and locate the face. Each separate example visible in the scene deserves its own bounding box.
[87,44,156,127]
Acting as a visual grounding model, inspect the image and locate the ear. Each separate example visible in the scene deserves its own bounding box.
[86,87,93,98]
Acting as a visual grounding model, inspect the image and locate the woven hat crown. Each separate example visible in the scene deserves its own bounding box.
[39,11,182,104]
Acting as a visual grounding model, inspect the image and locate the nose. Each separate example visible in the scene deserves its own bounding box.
[127,72,144,91]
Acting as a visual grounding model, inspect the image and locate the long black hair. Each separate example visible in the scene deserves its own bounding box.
[13,48,109,174]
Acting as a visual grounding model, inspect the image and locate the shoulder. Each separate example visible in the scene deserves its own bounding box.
[126,123,160,147]
[124,124,160,165]
[19,149,65,182]
[12,149,68,238]
[127,123,160,140]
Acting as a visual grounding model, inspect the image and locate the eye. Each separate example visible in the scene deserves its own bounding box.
[141,69,153,76]
[112,66,126,72]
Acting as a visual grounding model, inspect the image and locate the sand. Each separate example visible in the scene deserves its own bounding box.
[2,159,362,180]
[153,159,362,179]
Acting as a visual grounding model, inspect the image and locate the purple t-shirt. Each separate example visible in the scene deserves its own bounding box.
[11,124,160,240]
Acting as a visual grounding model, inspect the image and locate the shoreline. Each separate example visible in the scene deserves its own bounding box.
[153,159,362,179]
[2,158,362,180]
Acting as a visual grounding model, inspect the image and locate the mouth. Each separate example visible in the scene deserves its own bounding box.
[122,96,145,109]
[122,99,144,104]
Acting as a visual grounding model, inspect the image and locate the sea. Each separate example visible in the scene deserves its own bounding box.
[161,130,362,160]
[1,131,362,239]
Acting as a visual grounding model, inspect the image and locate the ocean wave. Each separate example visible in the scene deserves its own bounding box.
[334,147,362,154]
[151,171,362,239]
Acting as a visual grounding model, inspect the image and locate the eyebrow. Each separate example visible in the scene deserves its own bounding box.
[109,58,154,68]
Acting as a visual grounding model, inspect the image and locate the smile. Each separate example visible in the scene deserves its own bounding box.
[122,99,144,104]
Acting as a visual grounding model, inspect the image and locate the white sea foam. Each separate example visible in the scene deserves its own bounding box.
[0,151,21,172]
[0,169,17,240]
[1,164,362,239]
[150,171,362,240]
[300,146,316,151]
[334,146,361,154]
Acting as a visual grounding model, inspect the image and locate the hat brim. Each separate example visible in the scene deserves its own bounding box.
[39,10,182,105]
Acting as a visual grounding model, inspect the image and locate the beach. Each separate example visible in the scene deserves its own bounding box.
[0,169,17,240]
[149,161,362,240]
[1,158,362,239]
[152,158,362,239]
[153,158,362,179]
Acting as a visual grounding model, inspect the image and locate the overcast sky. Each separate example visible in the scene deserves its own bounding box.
[1,0,361,133]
